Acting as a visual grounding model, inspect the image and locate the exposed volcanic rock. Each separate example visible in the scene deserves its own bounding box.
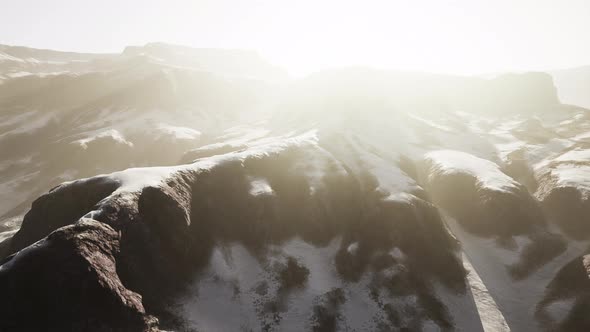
[0,219,157,332]
[419,150,545,238]
[116,171,200,313]
[7,176,120,256]
[535,147,590,239]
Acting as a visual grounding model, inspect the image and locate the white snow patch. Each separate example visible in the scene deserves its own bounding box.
[463,253,511,332]
[408,113,454,132]
[426,150,519,193]
[573,131,590,141]
[347,242,359,255]
[248,177,273,196]
[109,166,179,193]
[534,147,590,198]
[495,141,526,162]
[554,148,590,163]
[0,52,25,62]
[175,244,264,331]
[550,165,590,198]
[156,124,201,140]
[526,138,574,165]
[0,229,17,243]
[389,247,405,261]
[329,134,420,200]
[6,71,32,78]
[74,129,133,149]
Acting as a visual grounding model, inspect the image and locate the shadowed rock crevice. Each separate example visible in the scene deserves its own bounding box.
[118,171,199,316]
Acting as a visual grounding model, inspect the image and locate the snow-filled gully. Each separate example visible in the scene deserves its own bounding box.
[462,253,511,332]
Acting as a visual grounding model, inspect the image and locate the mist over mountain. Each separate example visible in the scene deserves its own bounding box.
[0,43,589,332]
[551,65,590,109]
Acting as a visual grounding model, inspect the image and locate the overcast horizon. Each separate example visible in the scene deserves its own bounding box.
[2,0,590,76]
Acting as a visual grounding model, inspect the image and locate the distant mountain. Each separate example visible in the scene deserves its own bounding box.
[0,42,288,81]
[123,42,288,81]
[1,44,590,331]
[550,65,590,109]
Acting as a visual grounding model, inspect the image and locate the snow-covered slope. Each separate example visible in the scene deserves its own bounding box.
[0,44,589,331]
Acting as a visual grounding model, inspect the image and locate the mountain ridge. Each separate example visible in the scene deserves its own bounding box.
[0,43,590,331]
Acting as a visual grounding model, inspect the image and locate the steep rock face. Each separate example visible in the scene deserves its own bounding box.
[8,176,120,255]
[0,219,157,332]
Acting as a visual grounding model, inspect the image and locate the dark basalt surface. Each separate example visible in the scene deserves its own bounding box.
[9,176,120,255]
[0,219,158,332]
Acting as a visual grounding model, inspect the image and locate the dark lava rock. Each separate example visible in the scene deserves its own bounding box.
[538,186,590,240]
[0,219,158,332]
[310,288,346,332]
[277,256,310,291]
[7,176,119,257]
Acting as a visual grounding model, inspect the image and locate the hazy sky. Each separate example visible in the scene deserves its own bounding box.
[1,0,589,75]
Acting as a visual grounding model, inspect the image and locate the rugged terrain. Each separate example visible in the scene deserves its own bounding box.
[0,43,589,331]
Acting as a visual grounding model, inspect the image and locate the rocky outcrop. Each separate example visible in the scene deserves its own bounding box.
[7,176,120,256]
[535,147,590,239]
[0,219,157,331]
[419,150,545,238]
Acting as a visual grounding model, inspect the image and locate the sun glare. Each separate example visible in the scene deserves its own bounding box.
[2,0,589,76]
